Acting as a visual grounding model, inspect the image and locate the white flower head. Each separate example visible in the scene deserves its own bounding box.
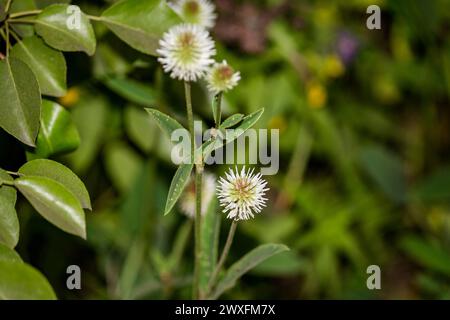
[180,172,216,218]
[217,166,269,221]
[157,23,216,82]
[207,60,241,94]
[170,0,217,29]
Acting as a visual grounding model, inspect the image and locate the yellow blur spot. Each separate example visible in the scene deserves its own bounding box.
[307,82,327,109]
[324,55,345,78]
[268,116,287,133]
[59,87,80,107]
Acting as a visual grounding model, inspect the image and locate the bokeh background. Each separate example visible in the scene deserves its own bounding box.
[1,0,449,299]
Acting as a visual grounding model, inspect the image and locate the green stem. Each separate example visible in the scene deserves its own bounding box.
[8,10,42,19]
[5,0,12,13]
[7,19,36,24]
[207,220,238,295]
[0,180,14,187]
[213,92,223,128]
[5,23,9,57]
[184,82,202,299]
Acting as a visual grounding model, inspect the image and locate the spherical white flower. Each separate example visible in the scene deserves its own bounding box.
[217,167,269,221]
[207,60,241,94]
[170,0,217,29]
[180,172,216,218]
[157,24,216,82]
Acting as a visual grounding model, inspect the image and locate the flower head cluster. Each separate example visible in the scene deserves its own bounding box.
[216,167,269,221]
[171,0,216,29]
[180,172,216,218]
[157,23,216,82]
[206,60,241,94]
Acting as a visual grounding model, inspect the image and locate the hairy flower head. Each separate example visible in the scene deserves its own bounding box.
[157,23,216,82]
[207,60,241,94]
[171,0,217,29]
[180,172,216,218]
[217,167,269,221]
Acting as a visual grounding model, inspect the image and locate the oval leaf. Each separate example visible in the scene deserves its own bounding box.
[19,159,91,210]
[101,0,182,55]
[0,260,56,300]
[0,58,41,146]
[11,36,67,97]
[210,243,289,299]
[164,163,194,215]
[0,169,19,249]
[35,4,96,55]
[145,108,184,139]
[15,176,86,239]
[0,243,22,263]
[28,100,80,159]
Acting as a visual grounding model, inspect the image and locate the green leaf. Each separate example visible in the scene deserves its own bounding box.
[104,141,143,194]
[27,100,80,159]
[164,163,194,215]
[0,0,6,22]
[0,58,41,146]
[19,159,91,210]
[203,108,264,158]
[220,114,244,129]
[400,236,450,277]
[35,4,96,55]
[0,169,19,249]
[14,176,86,239]
[210,243,289,299]
[145,108,184,139]
[125,106,157,153]
[10,36,67,97]
[0,260,56,300]
[0,243,22,263]
[412,166,450,203]
[199,198,220,295]
[101,0,182,55]
[359,145,407,204]
[104,77,157,106]
[10,0,36,38]
[251,251,305,276]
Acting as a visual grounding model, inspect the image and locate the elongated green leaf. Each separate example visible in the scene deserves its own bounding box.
[145,108,184,139]
[210,243,289,299]
[164,163,194,215]
[0,243,22,263]
[0,170,19,249]
[11,36,67,97]
[125,106,157,153]
[412,166,450,203]
[101,0,182,55]
[15,176,86,239]
[104,77,157,106]
[203,108,264,158]
[0,58,41,146]
[27,100,80,159]
[401,236,450,277]
[0,260,56,300]
[199,198,220,296]
[104,141,143,194]
[220,114,244,129]
[35,4,96,55]
[0,0,6,22]
[19,159,91,210]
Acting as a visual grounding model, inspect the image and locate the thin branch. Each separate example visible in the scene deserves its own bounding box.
[8,10,42,19]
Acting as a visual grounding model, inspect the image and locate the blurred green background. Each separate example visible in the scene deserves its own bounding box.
[1,0,449,299]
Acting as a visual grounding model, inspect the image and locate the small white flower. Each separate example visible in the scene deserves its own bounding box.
[180,172,216,218]
[170,0,217,29]
[217,166,269,221]
[157,23,216,82]
[207,60,241,94]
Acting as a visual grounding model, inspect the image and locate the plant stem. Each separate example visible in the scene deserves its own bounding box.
[0,180,14,187]
[5,23,9,57]
[184,82,203,299]
[207,220,238,294]
[213,92,223,128]
[5,0,12,13]
[86,15,103,22]
[7,19,36,24]
[8,10,42,19]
